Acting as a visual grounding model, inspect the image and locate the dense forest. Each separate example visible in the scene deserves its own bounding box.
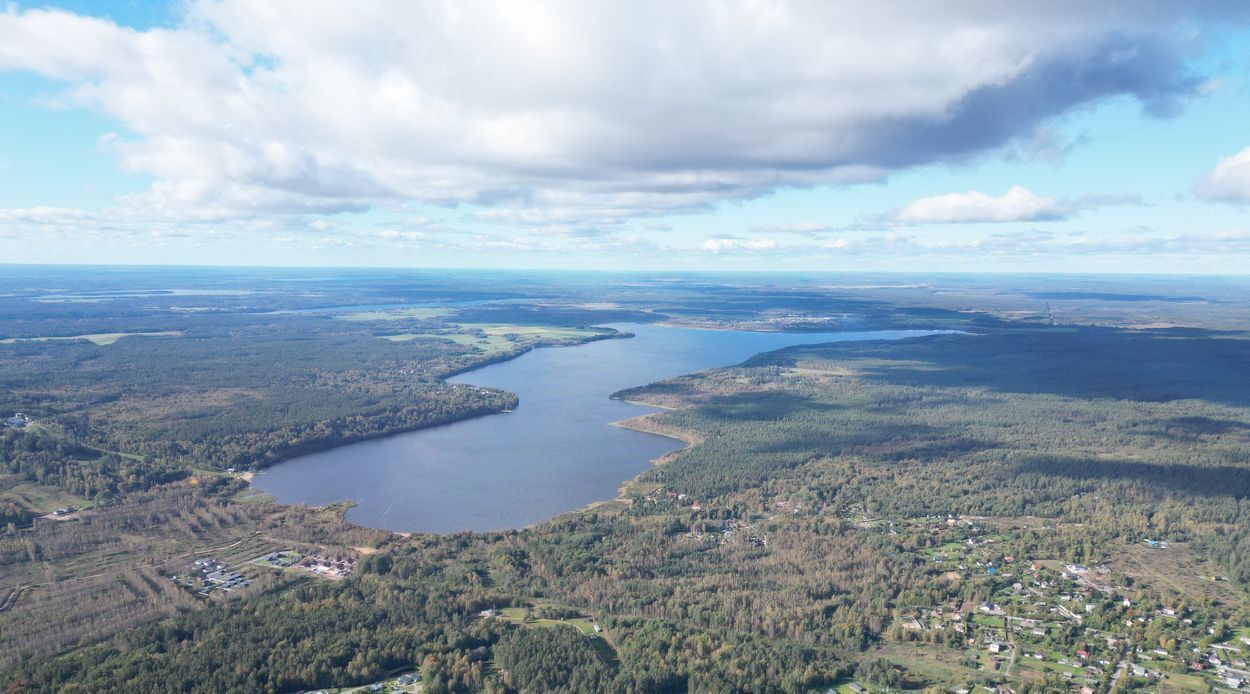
[1,430,188,501]
[0,299,650,471]
[4,269,1250,692]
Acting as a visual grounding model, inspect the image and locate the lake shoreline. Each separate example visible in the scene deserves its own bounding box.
[254,325,948,534]
[611,413,704,490]
[245,328,632,476]
[568,412,698,517]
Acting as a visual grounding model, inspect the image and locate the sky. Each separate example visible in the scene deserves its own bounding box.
[2,1,1250,272]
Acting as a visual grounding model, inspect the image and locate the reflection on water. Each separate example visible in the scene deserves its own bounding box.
[253,324,944,533]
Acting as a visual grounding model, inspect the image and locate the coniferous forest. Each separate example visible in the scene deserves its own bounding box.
[3,269,1250,693]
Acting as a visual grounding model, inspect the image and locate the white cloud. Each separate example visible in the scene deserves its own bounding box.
[702,237,778,253]
[693,227,1250,263]
[748,221,835,236]
[1195,146,1250,203]
[375,229,426,241]
[894,186,1069,224]
[0,1,1233,230]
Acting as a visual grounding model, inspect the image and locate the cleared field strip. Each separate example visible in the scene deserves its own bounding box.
[0,331,182,346]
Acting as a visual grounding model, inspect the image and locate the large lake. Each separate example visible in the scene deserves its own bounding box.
[252,324,939,533]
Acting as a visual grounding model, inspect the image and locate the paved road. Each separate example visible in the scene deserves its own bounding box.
[1109,645,1129,692]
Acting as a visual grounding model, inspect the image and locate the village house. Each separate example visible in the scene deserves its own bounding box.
[4,412,33,428]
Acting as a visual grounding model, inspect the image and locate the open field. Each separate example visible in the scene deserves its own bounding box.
[0,486,267,669]
[426,323,612,354]
[873,644,987,684]
[379,333,441,342]
[1113,541,1248,605]
[1155,672,1209,692]
[436,331,518,354]
[0,331,182,345]
[337,307,453,321]
[457,324,605,340]
[0,480,387,671]
[0,477,90,515]
[231,487,277,504]
[496,606,602,637]
[1014,657,1084,677]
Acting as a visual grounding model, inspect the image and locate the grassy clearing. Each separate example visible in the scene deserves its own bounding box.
[1015,657,1084,676]
[232,487,277,504]
[0,481,91,514]
[438,332,518,354]
[337,308,452,321]
[379,322,609,354]
[458,324,603,340]
[1114,541,1247,604]
[495,606,601,636]
[0,331,182,346]
[874,644,987,683]
[971,614,1005,627]
[920,541,968,559]
[434,324,609,354]
[492,604,619,668]
[1157,672,1208,692]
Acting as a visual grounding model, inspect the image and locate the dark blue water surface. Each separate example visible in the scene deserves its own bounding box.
[253,324,942,533]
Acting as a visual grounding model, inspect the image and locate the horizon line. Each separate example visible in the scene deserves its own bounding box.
[2,262,1248,278]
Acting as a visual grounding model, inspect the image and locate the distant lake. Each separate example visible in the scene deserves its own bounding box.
[253,324,944,533]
